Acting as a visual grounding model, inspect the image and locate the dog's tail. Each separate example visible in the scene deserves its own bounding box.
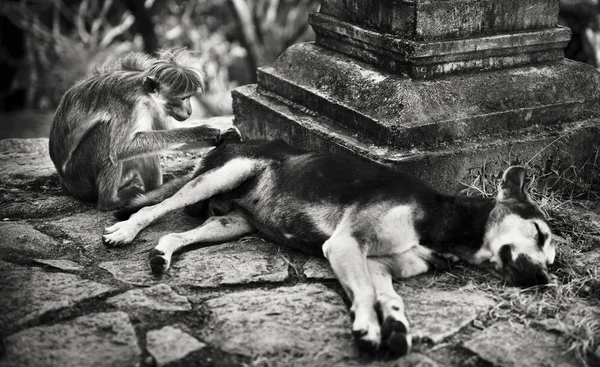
[114,173,193,220]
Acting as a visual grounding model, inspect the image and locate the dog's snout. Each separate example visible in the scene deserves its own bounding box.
[506,254,549,287]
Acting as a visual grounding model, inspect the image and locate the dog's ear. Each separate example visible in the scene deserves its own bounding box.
[497,166,529,202]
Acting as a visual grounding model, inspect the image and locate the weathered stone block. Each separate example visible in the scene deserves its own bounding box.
[397,285,496,343]
[464,322,578,366]
[107,284,191,311]
[2,312,141,367]
[0,138,56,186]
[0,222,65,261]
[257,43,599,151]
[33,259,84,272]
[146,326,206,366]
[311,13,569,78]
[233,82,600,193]
[99,239,290,287]
[320,0,560,41]
[303,256,335,280]
[0,261,114,334]
[202,284,354,365]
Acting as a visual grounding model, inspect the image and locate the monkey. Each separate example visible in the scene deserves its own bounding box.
[49,48,237,211]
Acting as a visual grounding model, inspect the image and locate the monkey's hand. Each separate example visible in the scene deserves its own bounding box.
[217,127,243,146]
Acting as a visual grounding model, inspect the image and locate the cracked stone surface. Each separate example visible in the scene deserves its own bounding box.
[464,322,580,367]
[303,256,335,279]
[100,239,290,287]
[536,303,600,336]
[0,192,87,220]
[302,260,495,344]
[40,211,128,253]
[146,326,206,366]
[40,210,208,262]
[34,258,84,272]
[2,311,141,367]
[0,260,115,333]
[1,137,596,366]
[392,354,439,367]
[398,285,496,343]
[0,138,55,185]
[0,222,65,261]
[107,284,192,311]
[202,283,355,365]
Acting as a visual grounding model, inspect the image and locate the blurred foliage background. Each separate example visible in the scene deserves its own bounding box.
[0,0,319,118]
[0,0,599,123]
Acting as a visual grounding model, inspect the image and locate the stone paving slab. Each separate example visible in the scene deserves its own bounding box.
[107,284,192,311]
[464,322,581,367]
[396,285,496,344]
[34,258,84,272]
[0,138,56,186]
[100,238,290,287]
[39,211,133,251]
[146,325,206,366]
[0,260,115,333]
[301,257,495,344]
[0,221,66,261]
[41,210,206,261]
[201,283,446,367]
[1,311,141,367]
[303,256,334,279]
[0,191,87,220]
[202,283,354,365]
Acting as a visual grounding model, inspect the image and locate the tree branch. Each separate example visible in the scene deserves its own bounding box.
[228,0,264,70]
[99,12,135,48]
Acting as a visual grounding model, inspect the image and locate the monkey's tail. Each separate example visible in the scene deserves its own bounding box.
[114,173,192,220]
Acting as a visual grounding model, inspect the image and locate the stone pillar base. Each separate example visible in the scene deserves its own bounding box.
[232,43,600,192]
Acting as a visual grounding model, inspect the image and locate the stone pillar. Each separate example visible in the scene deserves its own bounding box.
[232,0,600,192]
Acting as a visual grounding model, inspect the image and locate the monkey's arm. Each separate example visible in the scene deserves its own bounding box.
[113,125,221,162]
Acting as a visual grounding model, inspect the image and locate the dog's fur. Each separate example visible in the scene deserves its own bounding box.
[103,139,555,356]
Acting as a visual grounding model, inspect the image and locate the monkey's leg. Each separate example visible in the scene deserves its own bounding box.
[113,125,227,162]
[134,156,162,191]
[149,210,254,274]
[103,157,261,246]
[97,163,126,211]
[97,160,152,211]
[367,258,411,357]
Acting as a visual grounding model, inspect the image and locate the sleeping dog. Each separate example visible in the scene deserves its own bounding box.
[103,139,555,357]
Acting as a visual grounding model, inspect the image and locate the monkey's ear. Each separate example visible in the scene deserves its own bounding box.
[143,76,159,93]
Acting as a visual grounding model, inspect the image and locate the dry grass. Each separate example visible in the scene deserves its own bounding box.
[455,149,600,366]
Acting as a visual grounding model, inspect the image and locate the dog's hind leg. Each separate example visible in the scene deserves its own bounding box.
[367,258,411,357]
[323,230,380,353]
[103,157,261,247]
[149,210,254,274]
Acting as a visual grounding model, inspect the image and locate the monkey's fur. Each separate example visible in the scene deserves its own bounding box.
[49,49,225,211]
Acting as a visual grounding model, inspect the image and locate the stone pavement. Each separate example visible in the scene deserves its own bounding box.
[1,137,597,367]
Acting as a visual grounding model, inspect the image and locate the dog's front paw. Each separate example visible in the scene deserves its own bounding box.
[149,249,171,274]
[102,221,139,247]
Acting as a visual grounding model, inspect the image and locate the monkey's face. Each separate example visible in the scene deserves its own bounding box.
[166,96,193,121]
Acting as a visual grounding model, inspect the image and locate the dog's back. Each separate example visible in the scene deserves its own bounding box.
[193,139,436,255]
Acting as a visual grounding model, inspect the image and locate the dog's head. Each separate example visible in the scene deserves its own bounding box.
[472,166,554,287]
